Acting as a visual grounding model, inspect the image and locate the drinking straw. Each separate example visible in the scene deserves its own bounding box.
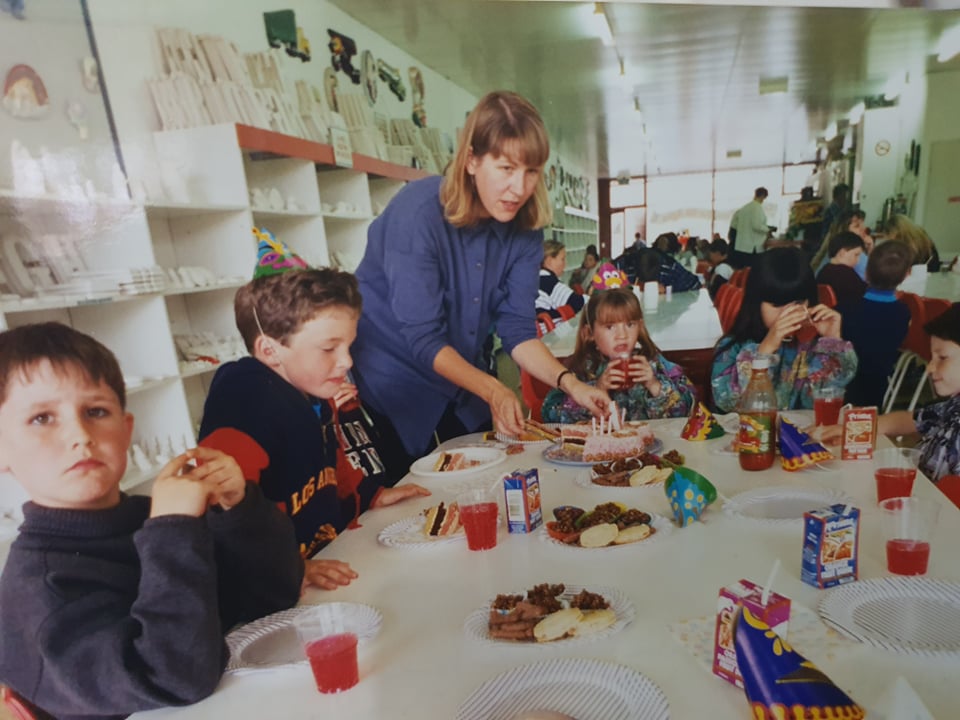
[760,558,781,607]
[842,504,853,516]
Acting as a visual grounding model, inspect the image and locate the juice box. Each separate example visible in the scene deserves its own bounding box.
[503,469,543,534]
[712,579,791,688]
[841,406,877,460]
[801,504,860,589]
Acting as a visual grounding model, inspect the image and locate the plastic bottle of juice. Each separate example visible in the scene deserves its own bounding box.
[738,355,777,471]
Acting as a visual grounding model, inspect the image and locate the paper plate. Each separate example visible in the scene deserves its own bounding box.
[573,467,668,490]
[543,438,663,467]
[410,446,506,478]
[455,657,670,720]
[225,602,382,672]
[722,486,852,525]
[818,577,960,657]
[538,513,673,551]
[377,514,466,548]
[463,584,634,648]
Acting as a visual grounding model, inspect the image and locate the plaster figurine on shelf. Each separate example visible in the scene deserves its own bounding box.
[130,443,152,473]
[80,56,99,93]
[2,65,47,119]
[65,100,88,140]
[9,140,45,196]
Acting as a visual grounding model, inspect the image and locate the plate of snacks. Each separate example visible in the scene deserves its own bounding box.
[410,446,506,478]
[493,419,562,445]
[464,582,634,647]
[377,501,466,548]
[540,502,671,550]
[575,450,685,489]
[455,657,670,720]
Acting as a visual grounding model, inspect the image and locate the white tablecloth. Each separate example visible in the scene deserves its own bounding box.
[132,418,960,719]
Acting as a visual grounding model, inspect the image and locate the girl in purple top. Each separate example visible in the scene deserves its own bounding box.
[351,91,608,475]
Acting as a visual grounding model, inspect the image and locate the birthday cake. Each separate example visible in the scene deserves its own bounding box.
[561,421,655,462]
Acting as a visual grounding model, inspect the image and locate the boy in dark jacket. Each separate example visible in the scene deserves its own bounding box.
[0,323,303,720]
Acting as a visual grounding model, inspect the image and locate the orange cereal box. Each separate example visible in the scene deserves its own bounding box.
[841,406,877,460]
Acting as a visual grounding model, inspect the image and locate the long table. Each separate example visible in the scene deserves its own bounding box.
[899,271,960,302]
[133,418,960,719]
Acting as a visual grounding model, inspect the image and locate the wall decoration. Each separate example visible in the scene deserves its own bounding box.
[323,66,339,114]
[377,59,405,101]
[80,56,99,93]
[0,0,25,21]
[409,66,426,127]
[65,99,88,140]
[264,10,310,62]
[361,49,377,106]
[327,29,360,84]
[3,64,49,119]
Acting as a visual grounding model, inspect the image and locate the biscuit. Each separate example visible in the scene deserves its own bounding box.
[533,608,583,642]
[613,523,653,544]
[571,608,617,635]
[628,466,661,486]
[578,522,619,548]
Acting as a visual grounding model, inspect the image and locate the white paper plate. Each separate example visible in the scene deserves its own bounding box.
[818,577,960,657]
[464,584,634,648]
[225,602,382,672]
[410,446,507,478]
[455,657,670,720]
[722,486,852,525]
[378,513,465,548]
[573,468,667,490]
[538,513,673,551]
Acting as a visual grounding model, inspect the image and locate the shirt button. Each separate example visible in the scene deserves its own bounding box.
[473,297,480,303]
[476,262,482,269]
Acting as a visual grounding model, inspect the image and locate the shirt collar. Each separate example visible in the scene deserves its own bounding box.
[863,288,898,302]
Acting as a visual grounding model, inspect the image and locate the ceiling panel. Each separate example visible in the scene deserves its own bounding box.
[325,0,960,177]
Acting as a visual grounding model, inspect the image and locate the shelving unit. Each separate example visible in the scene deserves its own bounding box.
[0,123,432,494]
[549,206,599,282]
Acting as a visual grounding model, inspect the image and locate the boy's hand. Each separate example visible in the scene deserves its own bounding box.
[817,423,843,447]
[149,454,216,518]
[371,484,431,508]
[332,382,359,409]
[183,446,247,510]
[303,558,358,591]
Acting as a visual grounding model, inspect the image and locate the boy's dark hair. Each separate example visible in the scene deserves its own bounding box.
[636,248,663,283]
[708,238,729,257]
[866,240,912,290]
[924,302,960,346]
[0,322,126,409]
[754,187,768,199]
[827,230,865,258]
[832,183,850,201]
[235,268,362,353]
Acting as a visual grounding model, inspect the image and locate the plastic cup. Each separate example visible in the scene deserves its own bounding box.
[873,447,920,504]
[812,386,844,426]
[617,354,636,390]
[879,497,940,575]
[457,487,499,551]
[292,605,359,693]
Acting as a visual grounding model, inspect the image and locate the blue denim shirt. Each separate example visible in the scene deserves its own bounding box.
[352,176,542,455]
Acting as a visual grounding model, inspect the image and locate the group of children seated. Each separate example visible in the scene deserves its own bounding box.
[0,231,957,718]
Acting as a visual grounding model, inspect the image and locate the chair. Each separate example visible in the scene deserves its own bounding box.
[556,305,577,321]
[715,284,743,334]
[535,312,556,338]
[520,368,555,422]
[816,283,837,308]
[729,267,750,288]
[571,283,585,295]
[882,292,929,413]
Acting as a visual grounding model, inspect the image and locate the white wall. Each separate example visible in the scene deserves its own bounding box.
[917,69,960,232]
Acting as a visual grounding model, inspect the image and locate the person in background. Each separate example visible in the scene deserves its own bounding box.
[820,183,851,242]
[882,214,941,272]
[815,230,867,307]
[615,244,701,293]
[0,323,302,719]
[350,91,609,477]
[730,187,772,263]
[823,303,960,482]
[537,239,585,321]
[568,243,599,290]
[811,209,871,280]
[706,237,735,300]
[541,288,696,422]
[199,238,430,590]
[711,247,857,412]
[838,240,913,408]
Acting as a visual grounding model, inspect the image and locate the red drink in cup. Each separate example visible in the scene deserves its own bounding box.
[617,355,635,390]
[885,539,931,575]
[875,467,917,502]
[460,502,499,550]
[305,632,359,693]
[812,386,843,426]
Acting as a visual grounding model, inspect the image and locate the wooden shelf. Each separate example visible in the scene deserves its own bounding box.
[145,202,247,218]
[235,124,431,183]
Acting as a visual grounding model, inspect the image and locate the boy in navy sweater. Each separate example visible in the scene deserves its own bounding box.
[0,323,302,720]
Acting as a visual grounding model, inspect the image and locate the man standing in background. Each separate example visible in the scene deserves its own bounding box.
[730,187,771,265]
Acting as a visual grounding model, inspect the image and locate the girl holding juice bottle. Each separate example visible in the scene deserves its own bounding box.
[541,288,696,423]
[711,247,857,414]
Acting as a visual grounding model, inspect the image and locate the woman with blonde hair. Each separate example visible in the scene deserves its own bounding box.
[351,91,609,477]
[882,214,940,271]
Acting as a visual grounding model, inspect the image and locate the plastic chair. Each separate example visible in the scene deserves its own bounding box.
[716,284,743,334]
[556,305,577,321]
[571,283,585,295]
[535,312,556,338]
[816,283,837,308]
[882,293,929,413]
[729,267,750,289]
[520,368,554,422]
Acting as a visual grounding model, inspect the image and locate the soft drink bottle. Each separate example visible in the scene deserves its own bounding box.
[738,355,777,471]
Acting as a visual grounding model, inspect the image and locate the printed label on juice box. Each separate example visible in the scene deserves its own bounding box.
[503,469,543,534]
[801,504,860,589]
[841,407,877,460]
[712,579,791,688]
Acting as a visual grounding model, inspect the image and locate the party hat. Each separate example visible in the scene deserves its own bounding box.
[780,417,833,471]
[591,262,630,291]
[734,606,864,718]
[665,466,717,526]
[252,227,309,279]
[681,402,725,440]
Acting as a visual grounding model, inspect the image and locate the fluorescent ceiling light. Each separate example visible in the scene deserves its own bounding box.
[592,3,614,47]
[937,24,960,62]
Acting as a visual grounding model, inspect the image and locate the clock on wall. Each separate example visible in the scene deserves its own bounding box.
[875,139,891,156]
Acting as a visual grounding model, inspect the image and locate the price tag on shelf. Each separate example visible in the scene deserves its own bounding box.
[330,127,354,168]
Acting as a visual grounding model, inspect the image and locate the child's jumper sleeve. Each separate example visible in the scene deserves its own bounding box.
[626,354,696,418]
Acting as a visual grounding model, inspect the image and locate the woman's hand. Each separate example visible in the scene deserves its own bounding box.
[808,303,842,339]
[759,303,809,355]
[371,484,431,508]
[489,381,526,437]
[566,377,611,417]
[303,559,358,592]
[632,356,662,396]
